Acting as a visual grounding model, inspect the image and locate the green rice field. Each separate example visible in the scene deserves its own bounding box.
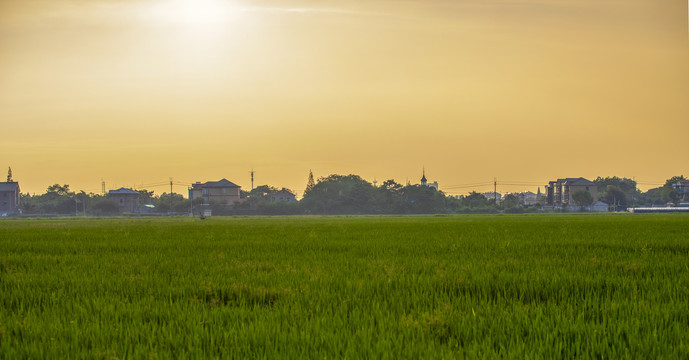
[1,214,688,358]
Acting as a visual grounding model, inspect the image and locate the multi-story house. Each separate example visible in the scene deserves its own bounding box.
[0,182,20,215]
[108,188,140,213]
[672,180,689,202]
[189,179,242,205]
[270,188,297,203]
[545,177,597,207]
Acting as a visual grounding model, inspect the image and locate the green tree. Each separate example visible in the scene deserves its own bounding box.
[594,176,639,206]
[155,193,187,214]
[301,174,376,214]
[639,175,686,206]
[594,176,637,194]
[600,185,626,209]
[245,185,280,210]
[397,184,447,214]
[90,197,120,216]
[462,192,490,208]
[661,187,679,205]
[503,194,519,209]
[572,190,594,208]
[6,167,12,182]
[381,179,402,191]
[46,184,72,197]
[137,189,155,205]
[664,175,687,188]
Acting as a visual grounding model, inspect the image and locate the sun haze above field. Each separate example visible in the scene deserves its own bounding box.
[1,0,688,195]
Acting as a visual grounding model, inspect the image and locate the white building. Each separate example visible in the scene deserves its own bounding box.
[482,192,502,201]
[590,201,609,212]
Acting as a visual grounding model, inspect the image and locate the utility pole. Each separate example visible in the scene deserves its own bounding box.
[632,176,636,208]
[189,186,193,216]
[494,177,498,207]
[101,180,106,195]
[250,169,255,190]
[170,178,173,214]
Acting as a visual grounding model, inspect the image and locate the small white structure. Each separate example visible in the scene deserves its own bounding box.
[482,192,502,201]
[590,201,608,212]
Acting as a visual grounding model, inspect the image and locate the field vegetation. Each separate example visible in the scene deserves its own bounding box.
[1,214,688,358]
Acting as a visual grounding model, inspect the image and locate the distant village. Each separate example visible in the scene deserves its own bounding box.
[1,166,688,217]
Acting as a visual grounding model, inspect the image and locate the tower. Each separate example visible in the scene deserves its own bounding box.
[421,168,427,186]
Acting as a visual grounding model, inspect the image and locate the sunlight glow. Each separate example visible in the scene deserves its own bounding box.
[143,0,243,27]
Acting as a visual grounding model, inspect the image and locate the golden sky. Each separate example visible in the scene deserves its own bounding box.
[1,0,688,196]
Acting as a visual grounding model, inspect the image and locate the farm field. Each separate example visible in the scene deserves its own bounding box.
[1,214,688,358]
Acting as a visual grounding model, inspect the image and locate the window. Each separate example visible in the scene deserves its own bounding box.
[120,199,124,204]
[222,188,226,194]
[586,186,589,191]
[202,189,209,195]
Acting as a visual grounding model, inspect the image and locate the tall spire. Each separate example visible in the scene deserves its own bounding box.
[421,167,427,186]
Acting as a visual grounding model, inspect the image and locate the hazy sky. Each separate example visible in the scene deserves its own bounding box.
[1,0,688,196]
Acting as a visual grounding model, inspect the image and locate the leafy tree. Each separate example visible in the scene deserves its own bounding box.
[594,177,637,194]
[30,184,77,214]
[600,185,626,209]
[46,184,72,197]
[661,187,679,205]
[6,167,12,182]
[19,194,38,214]
[572,190,594,207]
[155,193,187,213]
[381,179,402,191]
[250,185,279,197]
[639,175,686,206]
[664,175,687,188]
[503,194,519,209]
[301,174,376,214]
[137,189,155,205]
[640,187,663,206]
[397,184,447,214]
[594,176,640,206]
[245,185,282,210]
[90,197,120,216]
[462,192,490,208]
[257,201,302,215]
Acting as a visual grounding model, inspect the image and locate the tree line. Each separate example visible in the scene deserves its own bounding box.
[15,174,687,216]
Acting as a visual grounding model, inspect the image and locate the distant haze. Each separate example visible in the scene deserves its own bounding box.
[1,0,688,195]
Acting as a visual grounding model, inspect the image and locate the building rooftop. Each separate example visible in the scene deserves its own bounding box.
[552,177,595,186]
[564,177,596,186]
[202,179,241,188]
[0,182,20,192]
[108,188,140,195]
[272,189,295,196]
